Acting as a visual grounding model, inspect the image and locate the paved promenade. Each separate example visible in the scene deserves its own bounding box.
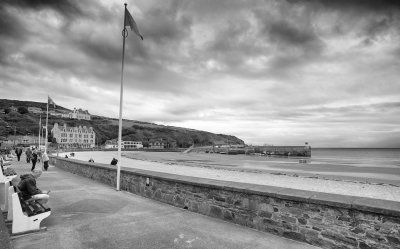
[5,156,320,249]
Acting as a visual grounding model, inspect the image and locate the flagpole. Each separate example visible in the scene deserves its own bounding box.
[45,96,49,154]
[117,3,128,191]
[38,115,41,150]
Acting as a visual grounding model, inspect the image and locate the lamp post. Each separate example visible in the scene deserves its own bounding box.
[13,126,16,146]
[6,124,17,146]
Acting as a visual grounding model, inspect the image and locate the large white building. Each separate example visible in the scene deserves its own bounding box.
[104,139,143,149]
[61,108,91,120]
[51,123,95,149]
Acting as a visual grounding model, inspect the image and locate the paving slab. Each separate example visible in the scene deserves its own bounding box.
[6,156,320,249]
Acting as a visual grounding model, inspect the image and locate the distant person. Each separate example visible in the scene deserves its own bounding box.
[42,152,50,171]
[70,152,75,157]
[31,149,38,171]
[110,158,118,166]
[89,158,94,163]
[25,148,32,163]
[65,155,69,158]
[10,149,17,158]
[17,170,50,204]
[16,147,23,161]
[37,150,42,162]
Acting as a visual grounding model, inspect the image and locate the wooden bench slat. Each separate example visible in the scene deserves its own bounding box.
[19,199,35,217]
[36,201,51,212]
[26,200,43,214]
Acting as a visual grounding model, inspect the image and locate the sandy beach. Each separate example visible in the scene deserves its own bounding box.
[56,151,400,202]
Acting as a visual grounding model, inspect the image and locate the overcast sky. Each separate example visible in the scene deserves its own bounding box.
[1,0,400,148]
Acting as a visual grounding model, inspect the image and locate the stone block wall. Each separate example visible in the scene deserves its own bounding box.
[50,156,400,249]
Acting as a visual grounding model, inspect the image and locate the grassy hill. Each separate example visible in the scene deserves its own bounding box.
[0,99,244,147]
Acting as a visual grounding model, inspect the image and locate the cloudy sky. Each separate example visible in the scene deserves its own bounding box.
[1,0,400,148]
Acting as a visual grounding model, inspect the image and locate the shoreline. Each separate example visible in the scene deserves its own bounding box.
[125,154,400,187]
[57,151,400,202]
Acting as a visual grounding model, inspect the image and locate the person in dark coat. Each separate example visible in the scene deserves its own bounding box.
[31,150,38,171]
[17,170,50,204]
[25,148,32,163]
[110,158,118,166]
[16,147,23,161]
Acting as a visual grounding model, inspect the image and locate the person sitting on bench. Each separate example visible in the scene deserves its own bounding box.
[110,158,118,166]
[17,170,50,205]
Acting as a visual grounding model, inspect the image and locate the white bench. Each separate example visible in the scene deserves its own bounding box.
[7,184,16,221]
[11,189,51,234]
[1,180,12,211]
[0,173,17,211]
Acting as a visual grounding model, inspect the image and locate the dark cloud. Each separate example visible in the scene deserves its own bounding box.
[0,6,26,39]
[206,20,260,70]
[0,5,29,65]
[364,17,393,37]
[76,38,122,63]
[141,2,192,44]
[289,0,400,12]
[3,0,83,17]
[268,20,323,52]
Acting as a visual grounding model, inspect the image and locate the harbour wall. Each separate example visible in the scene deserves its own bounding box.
[50,156,400,249]
[192,145,311,157]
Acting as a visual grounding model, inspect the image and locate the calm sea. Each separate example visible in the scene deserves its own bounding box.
[310,148,400,168]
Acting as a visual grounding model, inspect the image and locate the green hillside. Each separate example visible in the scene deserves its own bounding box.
[0,99,244,147]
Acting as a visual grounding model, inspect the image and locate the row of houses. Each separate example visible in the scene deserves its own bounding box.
[2,121,178,150]
[52,122,177,150]
[104,139,176,149]
[0,135,44,148]
[1,123,96,149]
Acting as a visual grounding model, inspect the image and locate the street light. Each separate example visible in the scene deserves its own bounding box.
[5,124,16,146]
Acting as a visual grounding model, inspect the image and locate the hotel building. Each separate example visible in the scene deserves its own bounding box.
[61,108,91,120]
[51,123,96,149]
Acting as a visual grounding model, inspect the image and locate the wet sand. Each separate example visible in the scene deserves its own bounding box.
[57,151,400,202]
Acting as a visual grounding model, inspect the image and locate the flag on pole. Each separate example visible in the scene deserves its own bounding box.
[125,8,143,40]
[48,96,56,108]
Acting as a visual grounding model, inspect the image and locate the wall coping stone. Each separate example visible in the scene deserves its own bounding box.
[52,156,400,217]
[0,207,12,249]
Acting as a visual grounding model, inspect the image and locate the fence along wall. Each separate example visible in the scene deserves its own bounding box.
[49,156,400,249]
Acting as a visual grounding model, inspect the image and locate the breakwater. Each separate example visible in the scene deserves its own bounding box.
[192,145,311,157]
[50,156,400,249]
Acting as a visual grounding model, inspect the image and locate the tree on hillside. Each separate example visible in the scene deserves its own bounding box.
[4,107,11,114]
[18,106,28,114]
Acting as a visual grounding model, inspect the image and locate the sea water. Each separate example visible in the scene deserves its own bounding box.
[311,148,400,168]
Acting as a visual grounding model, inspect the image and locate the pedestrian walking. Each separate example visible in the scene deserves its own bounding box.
[25,147,32,163]
[42,152,50,171]
[16,147,23,161]
[31,149,38,171]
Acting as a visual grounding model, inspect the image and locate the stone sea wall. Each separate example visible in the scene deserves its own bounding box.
[50,156,400,249]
